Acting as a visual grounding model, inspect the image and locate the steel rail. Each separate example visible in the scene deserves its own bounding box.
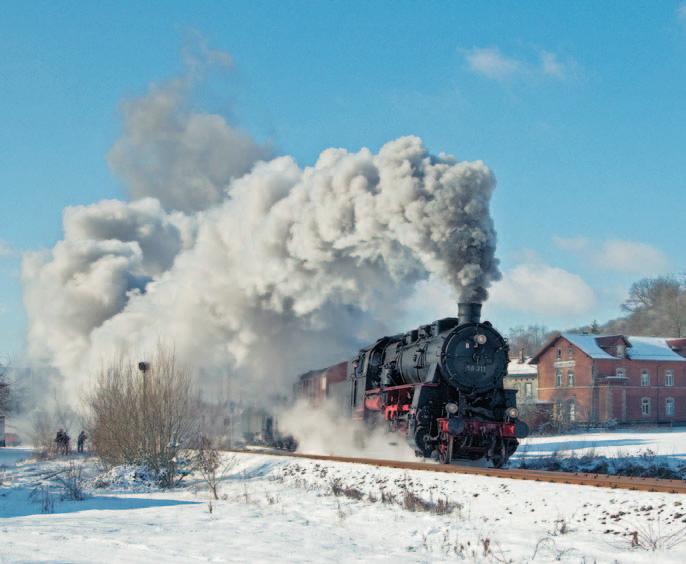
[228,449,686,494]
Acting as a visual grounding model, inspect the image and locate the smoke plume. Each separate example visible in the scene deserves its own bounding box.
[22,56,500,401]
[108,77,271,213]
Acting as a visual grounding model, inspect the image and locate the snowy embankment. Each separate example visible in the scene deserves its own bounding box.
[510,427,686,478]
[2,441,686,563]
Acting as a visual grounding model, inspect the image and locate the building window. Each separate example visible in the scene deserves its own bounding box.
[666,398,675,417]
[568,371,575,387]
[525,382,533,399]
[568,400,576,422]
[641,370,650,387]
[567,347,574,360]
[556,348,562,360]
[641,397,651,416]
[555,369,562,387]
[616,367,626,378]
[617,343,625,357]
[665,370,674,387]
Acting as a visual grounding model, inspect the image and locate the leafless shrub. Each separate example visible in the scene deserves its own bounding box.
[29,484,55,513]
[531,537,581,561]
[400,479,459,515]
[628,521,686,551]
[548,512,575,536]
[31,410,59,458]
[207,500,213,514]
[85,345,197,487]
[193,437,235,500]
[329,478,364,500]
[380,490,397,504]
[434,497,458,516]
[265,492,280,505]
[403,488,434,512]
[56,461,86,501]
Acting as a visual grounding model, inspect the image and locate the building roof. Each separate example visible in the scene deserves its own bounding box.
[531,332,686,363]
[626,336,686,362]
[507,358,538,375]
[561,333,617,359]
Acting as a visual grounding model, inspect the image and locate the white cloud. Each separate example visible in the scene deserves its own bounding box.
[463,47,574,81]
[0,240,14,257]
[464,47,523,80]
[596,240,669,273]
[553,236,670,274]
[551,236,587,253]
[489,262,596,316]
[540,51,566,78]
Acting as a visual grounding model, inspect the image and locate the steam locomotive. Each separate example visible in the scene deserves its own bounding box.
[294,302,528,467]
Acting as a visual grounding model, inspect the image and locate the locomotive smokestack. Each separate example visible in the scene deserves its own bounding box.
[458,302,482,324]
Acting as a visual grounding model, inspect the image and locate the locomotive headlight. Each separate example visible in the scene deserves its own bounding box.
[474,334,487,345]
[506,407,519,419]
[446,402,459,415]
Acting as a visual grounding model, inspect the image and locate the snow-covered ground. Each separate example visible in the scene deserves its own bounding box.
[509,427,686,477]
[514,427,686,461]
[2,434,686,564]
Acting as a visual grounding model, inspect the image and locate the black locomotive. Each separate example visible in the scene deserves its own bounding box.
[295,302,528,467]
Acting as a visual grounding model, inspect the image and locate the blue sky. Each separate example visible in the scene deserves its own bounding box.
[1,1,686,358]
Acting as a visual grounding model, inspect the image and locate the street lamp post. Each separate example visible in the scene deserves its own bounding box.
[138,362,149,456]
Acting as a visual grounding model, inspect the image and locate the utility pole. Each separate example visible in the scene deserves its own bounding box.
[138,361,149,456]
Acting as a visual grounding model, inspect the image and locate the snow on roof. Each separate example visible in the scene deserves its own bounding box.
[561,333,616,359]
[626,336,686,362]
[507,359,537,375]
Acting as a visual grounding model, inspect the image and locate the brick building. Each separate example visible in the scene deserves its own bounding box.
[531,333,686,425]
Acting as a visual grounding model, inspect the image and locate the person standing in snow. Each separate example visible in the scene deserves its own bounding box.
[77,430,87,453]
[55,429,65,455]
[63,431,71,455]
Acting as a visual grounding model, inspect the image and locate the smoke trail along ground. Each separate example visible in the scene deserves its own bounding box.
[22,75,500,402]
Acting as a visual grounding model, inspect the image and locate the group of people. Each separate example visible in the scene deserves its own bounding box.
[54,429,87,455]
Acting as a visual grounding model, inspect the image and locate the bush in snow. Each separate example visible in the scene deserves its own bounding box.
[57,461,86,501]
[192,436,236,499]
[29,484,55,513]
[85,345,197,487]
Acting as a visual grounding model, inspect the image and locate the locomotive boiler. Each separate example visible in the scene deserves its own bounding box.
[295,302,528,467]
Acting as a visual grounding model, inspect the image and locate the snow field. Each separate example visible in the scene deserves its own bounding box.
[513,428,686,462]
[2,445,686,562]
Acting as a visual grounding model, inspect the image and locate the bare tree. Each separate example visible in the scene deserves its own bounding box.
[85,345,197,487]
[615,275,686,337]
[193,436,235,500]
[31,409,58,457]
[507,325,554,358]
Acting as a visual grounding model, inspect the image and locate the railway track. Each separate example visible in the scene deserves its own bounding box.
[231,449,686,494]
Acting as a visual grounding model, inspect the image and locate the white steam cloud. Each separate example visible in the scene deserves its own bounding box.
[108,77,271,212]
[23,57,500,401]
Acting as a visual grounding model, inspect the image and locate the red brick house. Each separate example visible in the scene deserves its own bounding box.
[531,333,686,425]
